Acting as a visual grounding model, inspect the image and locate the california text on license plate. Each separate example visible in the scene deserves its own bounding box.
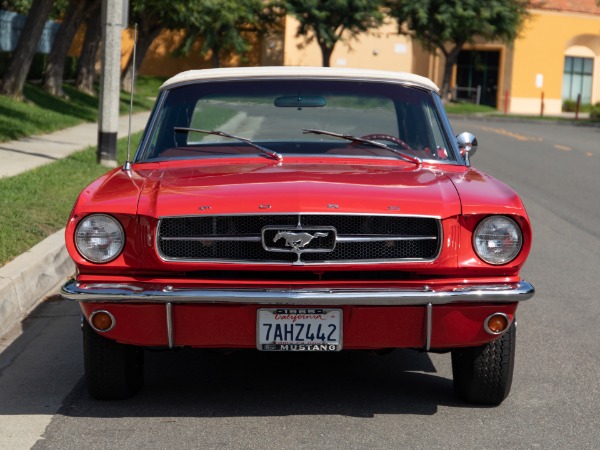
[257,308,342,351]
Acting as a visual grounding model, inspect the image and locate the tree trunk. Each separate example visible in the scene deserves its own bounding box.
[211,46,221,68]
[121,25,162,92]
[75,1,102,95]
[0,0,55,99]
[42,0,89,96]
[440,45,462,103]
[319,43,333,67]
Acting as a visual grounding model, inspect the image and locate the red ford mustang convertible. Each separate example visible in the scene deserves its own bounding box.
[62,67,534,404]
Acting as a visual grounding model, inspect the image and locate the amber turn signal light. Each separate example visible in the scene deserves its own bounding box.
[484,313,510,335]
[90,310,115,332]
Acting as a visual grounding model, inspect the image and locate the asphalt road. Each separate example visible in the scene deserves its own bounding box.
[1,117,599,449]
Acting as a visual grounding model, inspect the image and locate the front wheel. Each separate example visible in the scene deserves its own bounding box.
[83,319,144,400]
[451,322,516,405]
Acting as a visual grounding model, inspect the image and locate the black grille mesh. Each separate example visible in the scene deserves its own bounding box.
[158,215,440,263]
[159,215,298,237]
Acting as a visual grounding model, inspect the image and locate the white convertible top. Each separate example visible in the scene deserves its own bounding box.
[160,66,439,92]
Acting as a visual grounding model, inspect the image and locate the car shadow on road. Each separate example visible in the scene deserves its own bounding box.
[0,298,471,421]
[60,347,468,419]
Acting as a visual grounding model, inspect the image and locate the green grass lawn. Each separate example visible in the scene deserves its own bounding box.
[0,77,163,143]
[0,77,165,266]
[444,101,599,124]
[444,102,498,114]
[134,76,166,98]
[0,133,141,266]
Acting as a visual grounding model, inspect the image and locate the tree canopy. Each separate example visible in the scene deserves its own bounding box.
[1,0,69,20]
[386,0,529,100]
[120,0,192,89]
[179,0,281,68]
[285,0,385,67]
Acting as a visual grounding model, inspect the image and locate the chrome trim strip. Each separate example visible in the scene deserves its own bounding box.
[134,91,167,162]
[166,302,174,348]
[433,91,464,164]
[62,280,534,305]
[158,212,443,219]
[160,234,436,243]
[161,236,262,242]
[139,153,458,165]
[336,235,437,242]
[152,257,440,265]
[425,303,432,351]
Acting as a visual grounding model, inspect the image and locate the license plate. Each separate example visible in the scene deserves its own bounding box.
[257,308,342,351]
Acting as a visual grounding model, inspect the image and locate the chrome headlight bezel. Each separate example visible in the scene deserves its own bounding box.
[472,215,523,265]
[75,214,125,263]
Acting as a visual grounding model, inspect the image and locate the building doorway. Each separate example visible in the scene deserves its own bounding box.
[455,50,500,108]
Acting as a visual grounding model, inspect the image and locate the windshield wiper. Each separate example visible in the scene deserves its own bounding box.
[302,128,421,165]
[174,127,283,161]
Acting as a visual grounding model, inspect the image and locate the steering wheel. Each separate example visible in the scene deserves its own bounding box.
[359,133,413,151]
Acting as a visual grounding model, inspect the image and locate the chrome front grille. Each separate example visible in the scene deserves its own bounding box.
[157,214,441,264]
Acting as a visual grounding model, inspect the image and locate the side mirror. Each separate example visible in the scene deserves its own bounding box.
[456,132,478,166]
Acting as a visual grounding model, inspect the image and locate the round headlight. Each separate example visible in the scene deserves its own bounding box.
[473,216,522,265]
[75,214,125,263]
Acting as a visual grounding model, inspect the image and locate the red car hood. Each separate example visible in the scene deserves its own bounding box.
[132,159,462,218]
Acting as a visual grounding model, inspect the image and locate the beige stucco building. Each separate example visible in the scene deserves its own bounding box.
[279,2,600,114]
[133,1,600,115]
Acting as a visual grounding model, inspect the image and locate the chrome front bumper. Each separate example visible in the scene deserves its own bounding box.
[61,279,534,306]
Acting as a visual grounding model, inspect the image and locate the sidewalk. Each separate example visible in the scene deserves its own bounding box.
[0,112,151,337]
[0,111,150,178]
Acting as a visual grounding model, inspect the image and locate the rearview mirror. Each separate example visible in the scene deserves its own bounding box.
[274,95,326,108]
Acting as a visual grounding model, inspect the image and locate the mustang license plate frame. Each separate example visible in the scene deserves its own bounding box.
[257,308,343,351]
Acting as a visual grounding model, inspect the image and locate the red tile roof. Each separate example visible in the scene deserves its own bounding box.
[530,0,600,15]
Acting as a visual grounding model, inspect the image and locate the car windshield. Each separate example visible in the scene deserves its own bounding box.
[137,79,457,163]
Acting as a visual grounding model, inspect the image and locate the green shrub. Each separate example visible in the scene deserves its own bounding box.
[563,99,576,112]
[590,103,600,121]
[562,99,591,113]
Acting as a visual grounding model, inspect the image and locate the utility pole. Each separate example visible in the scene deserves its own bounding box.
[97,0,127,166]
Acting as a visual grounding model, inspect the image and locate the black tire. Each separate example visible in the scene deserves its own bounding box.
[83,319,144,400]
[451,322,516,405]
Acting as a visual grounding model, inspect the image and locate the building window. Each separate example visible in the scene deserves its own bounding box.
[562,56,593,104]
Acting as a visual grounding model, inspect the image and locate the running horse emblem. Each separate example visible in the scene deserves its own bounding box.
[273,231,329,252]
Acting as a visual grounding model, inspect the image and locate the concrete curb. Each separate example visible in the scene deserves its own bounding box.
[0,229,74,336]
